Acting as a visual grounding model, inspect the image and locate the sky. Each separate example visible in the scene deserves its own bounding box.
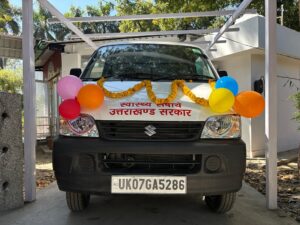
[9,0,115,13]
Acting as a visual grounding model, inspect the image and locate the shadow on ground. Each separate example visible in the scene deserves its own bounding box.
[0,183,298,225]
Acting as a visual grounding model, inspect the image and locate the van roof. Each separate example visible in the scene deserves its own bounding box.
[97,41,205,53]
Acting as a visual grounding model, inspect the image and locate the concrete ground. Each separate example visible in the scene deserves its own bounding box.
[0,183,298,225]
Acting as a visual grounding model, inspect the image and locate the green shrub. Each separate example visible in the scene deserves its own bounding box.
[291,92,300,129]
[0,69,23,93]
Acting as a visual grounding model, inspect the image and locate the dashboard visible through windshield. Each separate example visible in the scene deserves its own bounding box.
[81,43,217,81]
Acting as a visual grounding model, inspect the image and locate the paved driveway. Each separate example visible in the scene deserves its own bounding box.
[0,182,297,225]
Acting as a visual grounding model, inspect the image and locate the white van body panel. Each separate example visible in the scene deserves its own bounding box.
[82,81,221,122]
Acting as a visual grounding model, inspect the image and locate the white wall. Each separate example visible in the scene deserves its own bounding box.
[61,53,81,76]
[250,54,266,156]
[216,52,300,156]
[213,53,253,156]
[276,56,300,151]
[251,54,300,154]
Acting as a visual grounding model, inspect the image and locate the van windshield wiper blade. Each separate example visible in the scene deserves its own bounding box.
[182,74,215,81]
[152,74,214,81]
[81,77,100,81]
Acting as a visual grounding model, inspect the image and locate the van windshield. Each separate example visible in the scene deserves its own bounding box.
[81,43,217,81]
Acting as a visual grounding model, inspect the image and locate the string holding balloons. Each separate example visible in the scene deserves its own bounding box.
[57,75,104,120]
[208,75,265,118]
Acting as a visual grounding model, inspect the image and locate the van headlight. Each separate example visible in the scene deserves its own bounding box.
[59,114,99,137]
[201,115,241,139]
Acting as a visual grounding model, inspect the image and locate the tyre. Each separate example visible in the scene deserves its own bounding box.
[205,192,236,213]
[66,192,90,212]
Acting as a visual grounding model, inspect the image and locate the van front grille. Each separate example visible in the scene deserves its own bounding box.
[96,121,204,141]
[101,153,202,174]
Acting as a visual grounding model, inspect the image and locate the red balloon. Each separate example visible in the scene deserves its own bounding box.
[59,99,81,120]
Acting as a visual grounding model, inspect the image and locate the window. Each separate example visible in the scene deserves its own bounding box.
[81,44,216,81]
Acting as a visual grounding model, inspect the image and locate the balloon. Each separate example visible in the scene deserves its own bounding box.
[233,91,265,118]
[59,99,81,120]
[57,75,83,100]
[215,76,239,96]
[209,88,235,113]
[77,84,104,109]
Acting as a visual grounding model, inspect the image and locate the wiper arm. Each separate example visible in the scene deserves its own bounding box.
[152,74,214,81]
[81,77,100,81]
[183,74,215,80]
[151,75,178,81]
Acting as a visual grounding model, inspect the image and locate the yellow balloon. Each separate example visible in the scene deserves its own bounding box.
[209,88,235,113]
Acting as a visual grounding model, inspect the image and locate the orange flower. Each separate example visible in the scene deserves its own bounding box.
[97,77,209,106]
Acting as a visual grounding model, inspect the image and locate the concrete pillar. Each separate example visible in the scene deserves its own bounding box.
[0,93,23,210]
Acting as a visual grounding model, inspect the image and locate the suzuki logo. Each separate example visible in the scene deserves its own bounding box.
[144,125,157,137]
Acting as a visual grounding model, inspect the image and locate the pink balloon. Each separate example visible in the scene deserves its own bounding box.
[57,75,83,100]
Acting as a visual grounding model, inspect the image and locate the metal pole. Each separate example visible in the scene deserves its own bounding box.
[280,4,284,26]
[22,0,36,202]
[265,0,277,210]
[48,9,257,24]
[38,0,97,50]
[207,0,254,50]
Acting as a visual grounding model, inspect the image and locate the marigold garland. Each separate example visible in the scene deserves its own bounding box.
[97,77,211,106]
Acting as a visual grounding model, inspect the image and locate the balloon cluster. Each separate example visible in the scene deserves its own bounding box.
[208,76,265,118]
[57,75,104,120]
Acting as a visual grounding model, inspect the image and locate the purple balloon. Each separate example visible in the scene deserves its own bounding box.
[57,75,83,100]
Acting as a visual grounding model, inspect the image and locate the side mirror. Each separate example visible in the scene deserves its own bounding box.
[218,70,228,77]
[70,68,82,77]
[254,77,264,94]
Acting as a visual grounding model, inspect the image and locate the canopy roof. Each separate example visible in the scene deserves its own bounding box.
[0,34,22,59]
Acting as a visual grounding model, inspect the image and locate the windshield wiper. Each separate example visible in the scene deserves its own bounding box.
[152,74,214,81]
[81,77,100,81]
[182,74,215,81]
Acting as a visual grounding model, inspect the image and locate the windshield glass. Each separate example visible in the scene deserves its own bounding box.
[81,43,217,81]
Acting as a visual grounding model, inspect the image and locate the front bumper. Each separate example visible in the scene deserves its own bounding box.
[53,136,246,195]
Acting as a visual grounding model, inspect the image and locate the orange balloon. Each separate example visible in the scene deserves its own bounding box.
[233,91,265,118]
[77,84,104,109]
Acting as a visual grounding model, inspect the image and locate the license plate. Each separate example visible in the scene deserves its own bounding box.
[111,175,186,194]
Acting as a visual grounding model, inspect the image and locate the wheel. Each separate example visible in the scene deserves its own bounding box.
[205,192,236,213]
[66,192,90,212]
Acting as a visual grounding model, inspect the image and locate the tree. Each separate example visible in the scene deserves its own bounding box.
[0,0,21,69]
[0,69,23,94]
[299,0,300,26]
[116,0,159,32]
[116,0,240,32]
[116,0,300,32]
[64,2,119,35]
[249,0,300,31]
[0,0,20,35]
[85,2,119,34]
[34,6,70,41]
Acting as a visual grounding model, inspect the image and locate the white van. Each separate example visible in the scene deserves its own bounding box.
[54,42,246,213]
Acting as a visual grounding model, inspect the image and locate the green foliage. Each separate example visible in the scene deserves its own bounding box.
[249,0,300,31]
[116,0,159,32]
[116,0,241,32]
[33,1,118,41]
[291,92,300,129]
[34,6,70,41]
[0,69,23,94]
[64,2,119,35]
[0,0,20,35]
[116,0,300,32]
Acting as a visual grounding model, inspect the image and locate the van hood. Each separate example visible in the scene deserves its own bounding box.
[82,81,220,121]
